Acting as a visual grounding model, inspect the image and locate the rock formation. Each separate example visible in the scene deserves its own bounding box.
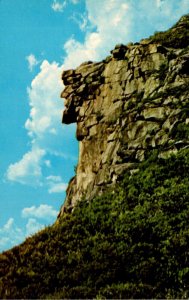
[60,15,189,214]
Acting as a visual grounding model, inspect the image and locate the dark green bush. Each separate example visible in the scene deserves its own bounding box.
[170,122,189,140]
[150,14,189,49]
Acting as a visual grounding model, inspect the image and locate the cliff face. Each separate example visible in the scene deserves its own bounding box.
[60,15,189,213]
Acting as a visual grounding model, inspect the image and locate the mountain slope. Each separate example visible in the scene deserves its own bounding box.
[1,14,189,299]
[1,149,189,298]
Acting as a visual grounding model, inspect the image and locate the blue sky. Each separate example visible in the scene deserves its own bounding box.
[0,0,189,252]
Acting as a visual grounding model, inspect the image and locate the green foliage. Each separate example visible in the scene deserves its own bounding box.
[170,122,189,141]
[158,61,169,82]
[150,14,189,49]
[1,149,189,298]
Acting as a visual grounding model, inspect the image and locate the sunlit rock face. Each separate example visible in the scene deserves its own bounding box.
[60,15,189,214]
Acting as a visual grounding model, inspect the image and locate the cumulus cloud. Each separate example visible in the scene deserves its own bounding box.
[70,12,89,31]
[0,237,9,250]
[25,61,63,141]
[0,218,25,252]
[48,182,67,193]
[6,147,45,185]
[26,54,39,72]
[26,218,44,236]
[46,175,62,182]
[63,0,131,69]
[6,60,77,186]
[22,204,58,220]
[46,175,67,193]
[125,0,189,34]
[51,0,66,12]
[2,218,14,231]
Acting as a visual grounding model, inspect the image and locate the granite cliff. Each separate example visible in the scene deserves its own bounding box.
[60,14,189,214]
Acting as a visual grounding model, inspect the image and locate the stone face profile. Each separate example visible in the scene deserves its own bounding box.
[60,15,189,215]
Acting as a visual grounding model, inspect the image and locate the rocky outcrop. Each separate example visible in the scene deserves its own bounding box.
[60,15,189,214]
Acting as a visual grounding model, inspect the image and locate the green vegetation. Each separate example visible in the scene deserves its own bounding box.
[150,14,189,49]
[171,122,189,141]
[1,148,189,298]
[158,61,169,82]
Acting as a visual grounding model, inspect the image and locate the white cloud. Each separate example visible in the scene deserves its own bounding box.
[25,60,64,146]
[26,54,39,72]
[46,175,67,193]
[11,63,63,187]
[6,59,78,186]
[6,147,45,185]
[22,204,58,220]
[51,0,66,12]
[0,218,25,252]
[48,182,67,193]
[0,237,9,249]
[63,0,132,69]
[70,12,89,31]
[3,218,14,231]
[46,175,62,182]
[26,218,44,236]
